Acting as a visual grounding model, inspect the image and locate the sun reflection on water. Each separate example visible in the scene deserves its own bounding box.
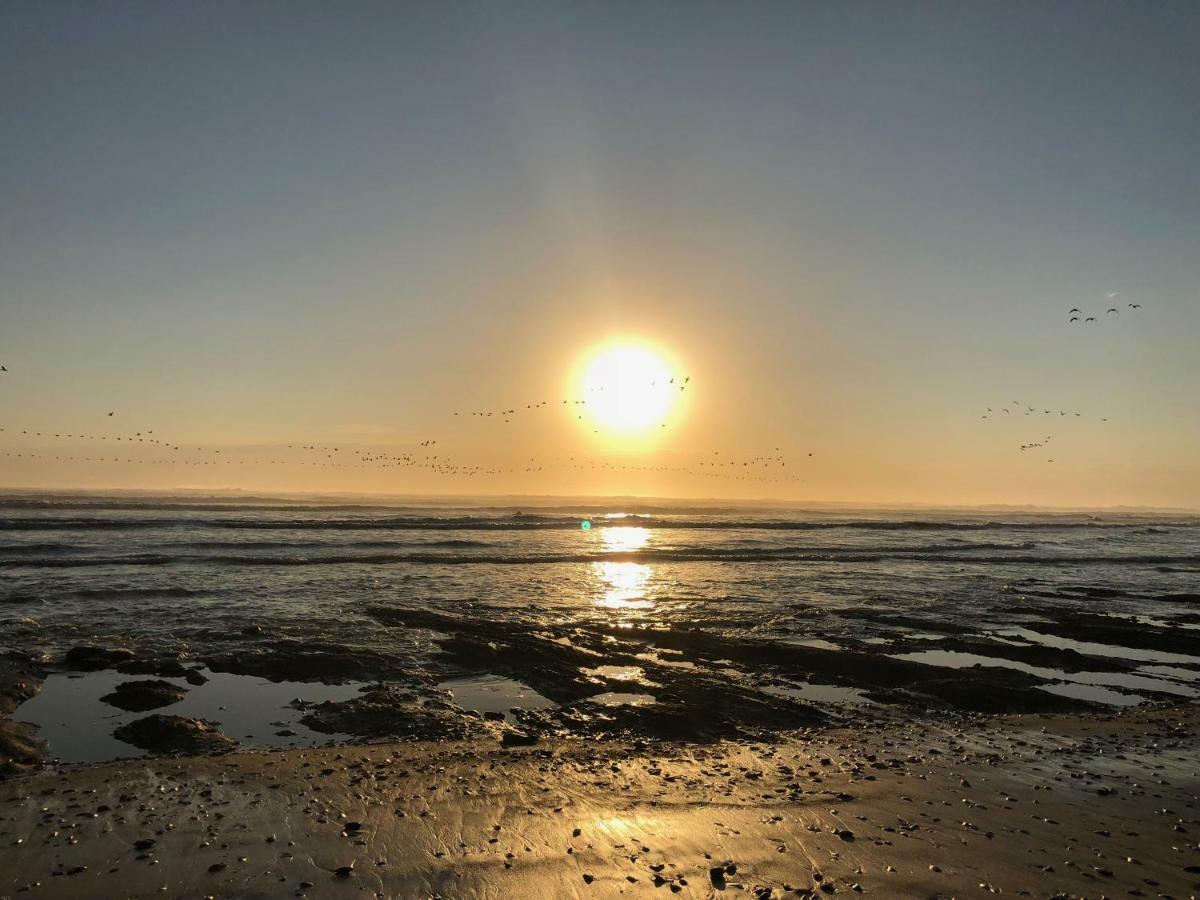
[594,561,653,609]
[590,525,654,610]
[602,526,649,552]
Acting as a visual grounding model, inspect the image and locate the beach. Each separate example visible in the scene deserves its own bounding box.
[2,707,1199,898]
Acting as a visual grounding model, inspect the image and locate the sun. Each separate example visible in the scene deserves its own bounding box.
[577,342,680,434]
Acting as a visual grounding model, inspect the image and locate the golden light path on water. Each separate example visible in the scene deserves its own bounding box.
[593,525,654,610]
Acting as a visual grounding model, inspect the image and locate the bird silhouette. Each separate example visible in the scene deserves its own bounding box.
[1128,303,1142,309]
[1106,308,1118,313]
[1069,316,1080,322]
[1084,317,1096,322]
[1068,308,1080,314]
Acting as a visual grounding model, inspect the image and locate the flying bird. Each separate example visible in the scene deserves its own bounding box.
[1085,317,1096,322]
[1106,308,1118,314]
[1068,308,1080,314]
[1069,317,1080,322]
[1128,303,1142,309]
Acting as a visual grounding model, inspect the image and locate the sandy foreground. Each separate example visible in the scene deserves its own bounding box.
[0,708,1198,899]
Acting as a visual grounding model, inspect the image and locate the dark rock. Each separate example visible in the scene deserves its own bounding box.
[500,730,538,748]
[334,865,354,879]
[64,646,134,671]
[112,715,237,755]
[100,680,187,712]
[204,640,406,683]
[1035,612,1200,658]
[183,669,209,686]
[0,652,46,775]
[483,711,506,721]
[299,685,471,741]
[116,658,189,678]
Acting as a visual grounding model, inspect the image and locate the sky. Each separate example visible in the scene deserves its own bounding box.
[1,1,1198,507]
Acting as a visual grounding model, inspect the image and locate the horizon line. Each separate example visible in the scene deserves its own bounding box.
[1,485,1198,515]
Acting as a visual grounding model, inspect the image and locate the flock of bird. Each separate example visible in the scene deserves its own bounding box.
[980,398,1111,464]
[452,376,692,430]
[975,292,1145,463]
[5,292,1147,487]
[1066,293,1144,323]
[0,407,817,485]
[980,400,1108,421]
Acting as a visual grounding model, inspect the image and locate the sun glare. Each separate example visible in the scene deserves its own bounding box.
[578,343,679,434]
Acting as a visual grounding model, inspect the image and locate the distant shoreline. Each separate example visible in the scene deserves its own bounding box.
[2,486,1198,515]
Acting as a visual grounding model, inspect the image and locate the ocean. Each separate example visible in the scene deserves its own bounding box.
[3,495,1199,760]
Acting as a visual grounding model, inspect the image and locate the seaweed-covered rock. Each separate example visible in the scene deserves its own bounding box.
[113,715,236,755]
[100,679,187,712]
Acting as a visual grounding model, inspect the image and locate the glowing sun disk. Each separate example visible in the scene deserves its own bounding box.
[579,344,678,434]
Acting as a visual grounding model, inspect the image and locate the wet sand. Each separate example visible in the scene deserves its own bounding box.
[2,707,1198,899]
